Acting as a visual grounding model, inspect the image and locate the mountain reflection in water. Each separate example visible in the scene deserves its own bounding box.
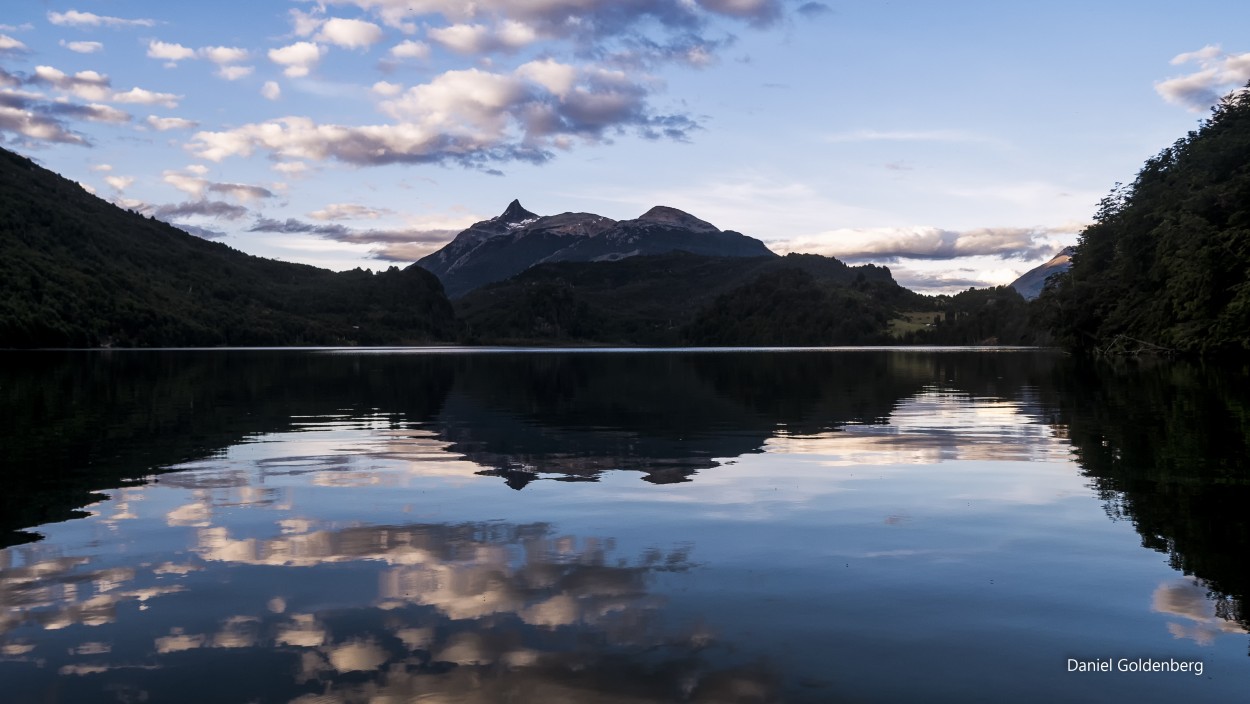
[0,349,1247,702]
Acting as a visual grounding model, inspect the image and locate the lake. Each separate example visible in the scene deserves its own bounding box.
[0,348,1247,703]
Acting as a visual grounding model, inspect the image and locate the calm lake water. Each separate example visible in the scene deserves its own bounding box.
[0,349,1247,703]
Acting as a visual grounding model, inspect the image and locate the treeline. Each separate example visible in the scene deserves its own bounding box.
[1037,85,1250,355]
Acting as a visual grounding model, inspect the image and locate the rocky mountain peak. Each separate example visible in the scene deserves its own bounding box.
[497,199,538,224]
[635,206,720,233]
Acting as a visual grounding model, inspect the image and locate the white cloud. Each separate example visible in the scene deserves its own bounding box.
[0,105,85,144]
[317,18,384,49]
[310,203,391,220]
[389,40,430,60]
[31,65,112,101]
[200,46,249,64]
[272,161,308,175]
[289,9,326,37]
[261,81,282,101]
[217,66,255,81]
[148,40,196,62]
[770,224,1076,262]
[147,115,199,131]
[105,175,134,191]
[48,10,156,29]
[1156,45,1250,111]
[371,80,403,96]
[428,22,538,54]
[60,40,103,54]
[269,42,324,78]
[0,34,28,54]
[78,103,131,123]
[185,164,209,175]
[89,163,113,172]
[112,87,182,108]
[191,64,697,168]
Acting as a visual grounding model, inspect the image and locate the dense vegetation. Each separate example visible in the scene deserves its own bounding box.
[1039,86,1250,355]
[0,148,455,347]
[899,286,1046,346]
[454,251,915,345]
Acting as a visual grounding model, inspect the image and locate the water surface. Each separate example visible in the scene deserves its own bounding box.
[0,349,1247,703]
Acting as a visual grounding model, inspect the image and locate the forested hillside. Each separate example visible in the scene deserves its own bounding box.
[1039,87,1250,355]
[0,148,455,347]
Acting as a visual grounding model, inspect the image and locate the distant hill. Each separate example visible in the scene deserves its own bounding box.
[0,147,455,348]
[1010,247,1074,300]
[415,200,776,298]
[1039,86,1250,355]
[455,250,919,345]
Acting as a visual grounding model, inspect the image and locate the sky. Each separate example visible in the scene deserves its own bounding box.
[2,1,1249,292]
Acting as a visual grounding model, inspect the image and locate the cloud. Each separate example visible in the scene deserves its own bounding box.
[317,18,384,49]
[272,161,308,175]
[261,81,282,101]
[695,0,782,26]
[190,62,697,169]
[217,66,255,80]
[428,21,539,54]
[310,203,392,220]
[176,224,228,239]
[796,2,833,17]
[30,65,112,101]
[389,40,430,60]
[46,101,131,124]
[207,182,275,203]
[289,8,326,37]
[89,163,112,172]
[248,215,456,261]
[154,200,249,220]
[60,40,104,54]
[0,104,86,145]
[161,169,274,202]
[147,115,199,131]
[1156,45,1250,111]
[111,87,182,108]
[104,175,134,191]
[200,46,249,64]
[371,80,403,96]
[148,40,196,62]
[47,10,156,29]
[772,224,1074,262]
[0,34,28,55]
[269,42,324,78]
[888,267,997,292]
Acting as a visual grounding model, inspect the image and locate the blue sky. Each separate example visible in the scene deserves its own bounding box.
[2,1,1248,292]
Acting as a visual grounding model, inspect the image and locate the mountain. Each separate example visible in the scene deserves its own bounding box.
[1039,85,1250,355]
[415,200,776,298]
[1010,247,1074,300]
[0,147,455,348]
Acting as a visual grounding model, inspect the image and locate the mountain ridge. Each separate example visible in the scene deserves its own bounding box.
[414,200,775,298]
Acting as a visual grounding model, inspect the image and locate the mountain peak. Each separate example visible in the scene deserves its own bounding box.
[636,206,720,233]
[497,199,537,224]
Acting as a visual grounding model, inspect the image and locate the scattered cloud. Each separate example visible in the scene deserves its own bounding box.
[0,34,29,55]
[0,88,133,144]
[161,169,274,203]
[269,42,324,78]
[0,103,86,144]
[154,200,249,220]
[248,215,457,261]
[148,40,196,63]
[888,267,997,293]
[60,39,104,54]
[310,203,392,220]
[104,175,134,191]
[208,182,275,203]
[272,161,308,175]
[177,223,228,239]
[191,61,697,168]
[428,22,539,55]
[217,66,255,81]
[47,10,156,29]
[1156,45,1250,111]
[773,224,1075,262]
[147,115,199,131]
[796,2,833,18]
[371,80,403,96]
[317,18,384,49]
[30,65,112,101]
[89,163,113,172]
[201,46,249,64]
[111,87,182,108]
[389,40,430,60]
[261,81,282,101]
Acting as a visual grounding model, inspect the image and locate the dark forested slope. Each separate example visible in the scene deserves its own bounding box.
[1039,87,1250,355]
[0,147,455,347]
